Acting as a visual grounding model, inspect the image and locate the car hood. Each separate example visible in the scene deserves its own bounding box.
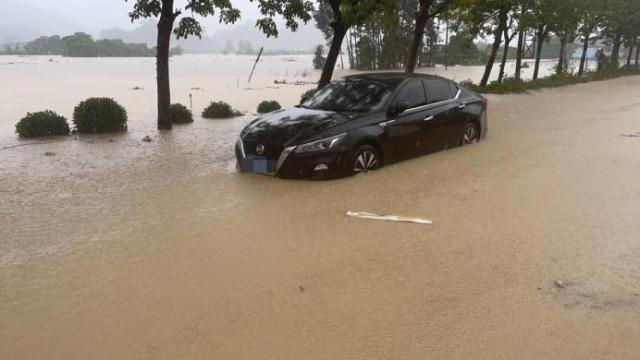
[241,107,358,146]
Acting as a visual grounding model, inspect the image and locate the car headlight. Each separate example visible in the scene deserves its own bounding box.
[295,133,347,153]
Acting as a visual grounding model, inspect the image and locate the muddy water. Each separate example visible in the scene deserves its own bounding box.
[1,58,640,358]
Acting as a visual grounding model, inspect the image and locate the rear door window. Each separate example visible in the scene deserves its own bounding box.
[424,79,452,104]
[394,79,427,108]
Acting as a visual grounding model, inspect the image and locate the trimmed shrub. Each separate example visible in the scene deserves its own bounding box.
[168,103,193,124]
[73,97,128,133]
[202,101,241,119]
[256,100,282,114]
[300,88,318,103]
[15,110,70,138]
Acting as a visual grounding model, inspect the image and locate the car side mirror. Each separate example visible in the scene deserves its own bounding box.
[388,100,410,117]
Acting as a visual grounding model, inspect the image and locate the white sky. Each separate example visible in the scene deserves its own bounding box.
[18,0,268,33]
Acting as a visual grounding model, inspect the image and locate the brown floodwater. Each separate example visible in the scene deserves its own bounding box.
[1,60,640,358]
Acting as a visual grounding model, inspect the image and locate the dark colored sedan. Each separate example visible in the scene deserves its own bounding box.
[236,73,487,179]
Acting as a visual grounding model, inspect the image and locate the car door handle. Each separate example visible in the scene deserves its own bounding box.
[423,116,434,122]
[457,104,466,110]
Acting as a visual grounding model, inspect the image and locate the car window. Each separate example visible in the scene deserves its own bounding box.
[424,79,451,104]
[302,78,402,113]
[394,79,427,108]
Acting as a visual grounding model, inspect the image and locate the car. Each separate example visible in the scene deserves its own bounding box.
[236,72,488,179]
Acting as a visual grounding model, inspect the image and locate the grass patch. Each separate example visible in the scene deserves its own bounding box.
[465,66,640,94]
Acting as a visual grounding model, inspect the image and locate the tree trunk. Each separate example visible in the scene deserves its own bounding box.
[533,26,545,80]
[626,39,635,66]
[318,24,347,88]
[156,0,175,130]
[557,34,567,74]
[405,0,431,73]
[611,29,623,68]
[578,32,590,76]
[635,39,639,67]
[515,29,524,79]
[480,9,507,86]
[498,27,512,83]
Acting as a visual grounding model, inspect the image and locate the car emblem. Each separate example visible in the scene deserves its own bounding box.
[256,144,265,155]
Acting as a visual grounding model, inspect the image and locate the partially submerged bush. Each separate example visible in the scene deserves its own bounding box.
[15,110,70,138]
[73,97,128,133]
[256,100,282,114]
[300,88,318,103]
[168,103,193,124]
[202,101,241,119]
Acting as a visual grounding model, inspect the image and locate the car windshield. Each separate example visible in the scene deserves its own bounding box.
[302,78,401,113]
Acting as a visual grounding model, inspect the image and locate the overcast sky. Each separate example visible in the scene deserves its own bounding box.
[17,0,270,33]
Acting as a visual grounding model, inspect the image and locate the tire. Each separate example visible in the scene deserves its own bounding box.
[350,145,381,176]
[459,122,480,146]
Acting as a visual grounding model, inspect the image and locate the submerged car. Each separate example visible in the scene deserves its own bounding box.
[236,73,487,179]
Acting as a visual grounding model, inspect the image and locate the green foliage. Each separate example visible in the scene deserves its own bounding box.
[300,89,318,103]
[15,111,70,138]
[465,67,640,94]
[256,100,282,113]
[202,101,242,119]
[19,33,182,57]
[73,98,128,133]
[313,45,326,70]
[168,103,193,124]
[24,35,65,55]
[252,0,314,37]
[126,0,240,40]
[431,32,489,66]
[63,32,99,57]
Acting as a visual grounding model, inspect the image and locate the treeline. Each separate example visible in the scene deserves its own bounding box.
[309,0,640,87]
[2,32,183,57]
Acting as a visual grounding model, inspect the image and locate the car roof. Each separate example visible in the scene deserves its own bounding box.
[342,72,451,83]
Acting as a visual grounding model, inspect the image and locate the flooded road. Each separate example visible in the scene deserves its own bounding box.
[2,66,640,358]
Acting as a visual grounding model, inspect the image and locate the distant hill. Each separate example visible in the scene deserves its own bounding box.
[0,0,88,44]
[99,20,325,53]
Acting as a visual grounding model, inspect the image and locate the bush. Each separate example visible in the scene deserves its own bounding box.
[300,89,318,103]
[256,100,282,114]
[202,101,241,119]
[73,97,127,133]
[15,110,70,138]
[168,103,193,124]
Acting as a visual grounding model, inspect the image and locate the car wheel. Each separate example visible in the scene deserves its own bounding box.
[460,122,479,146]
[350,145,381,175]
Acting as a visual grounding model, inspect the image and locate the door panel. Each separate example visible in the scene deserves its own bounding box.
[383,79,428,161]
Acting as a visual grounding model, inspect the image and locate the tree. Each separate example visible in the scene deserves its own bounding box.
[459,0,515,86]
[313,45,326,69]
[63,32,99,57]
[577,0,605,76]
[405,0,456,73]
[497,11,517,83]
[529,0,554,80]
[312,0,393,88]
[126,0,240,130]
[545,0,580,74]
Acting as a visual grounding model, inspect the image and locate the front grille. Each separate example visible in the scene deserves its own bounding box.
[242,140,284,161]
